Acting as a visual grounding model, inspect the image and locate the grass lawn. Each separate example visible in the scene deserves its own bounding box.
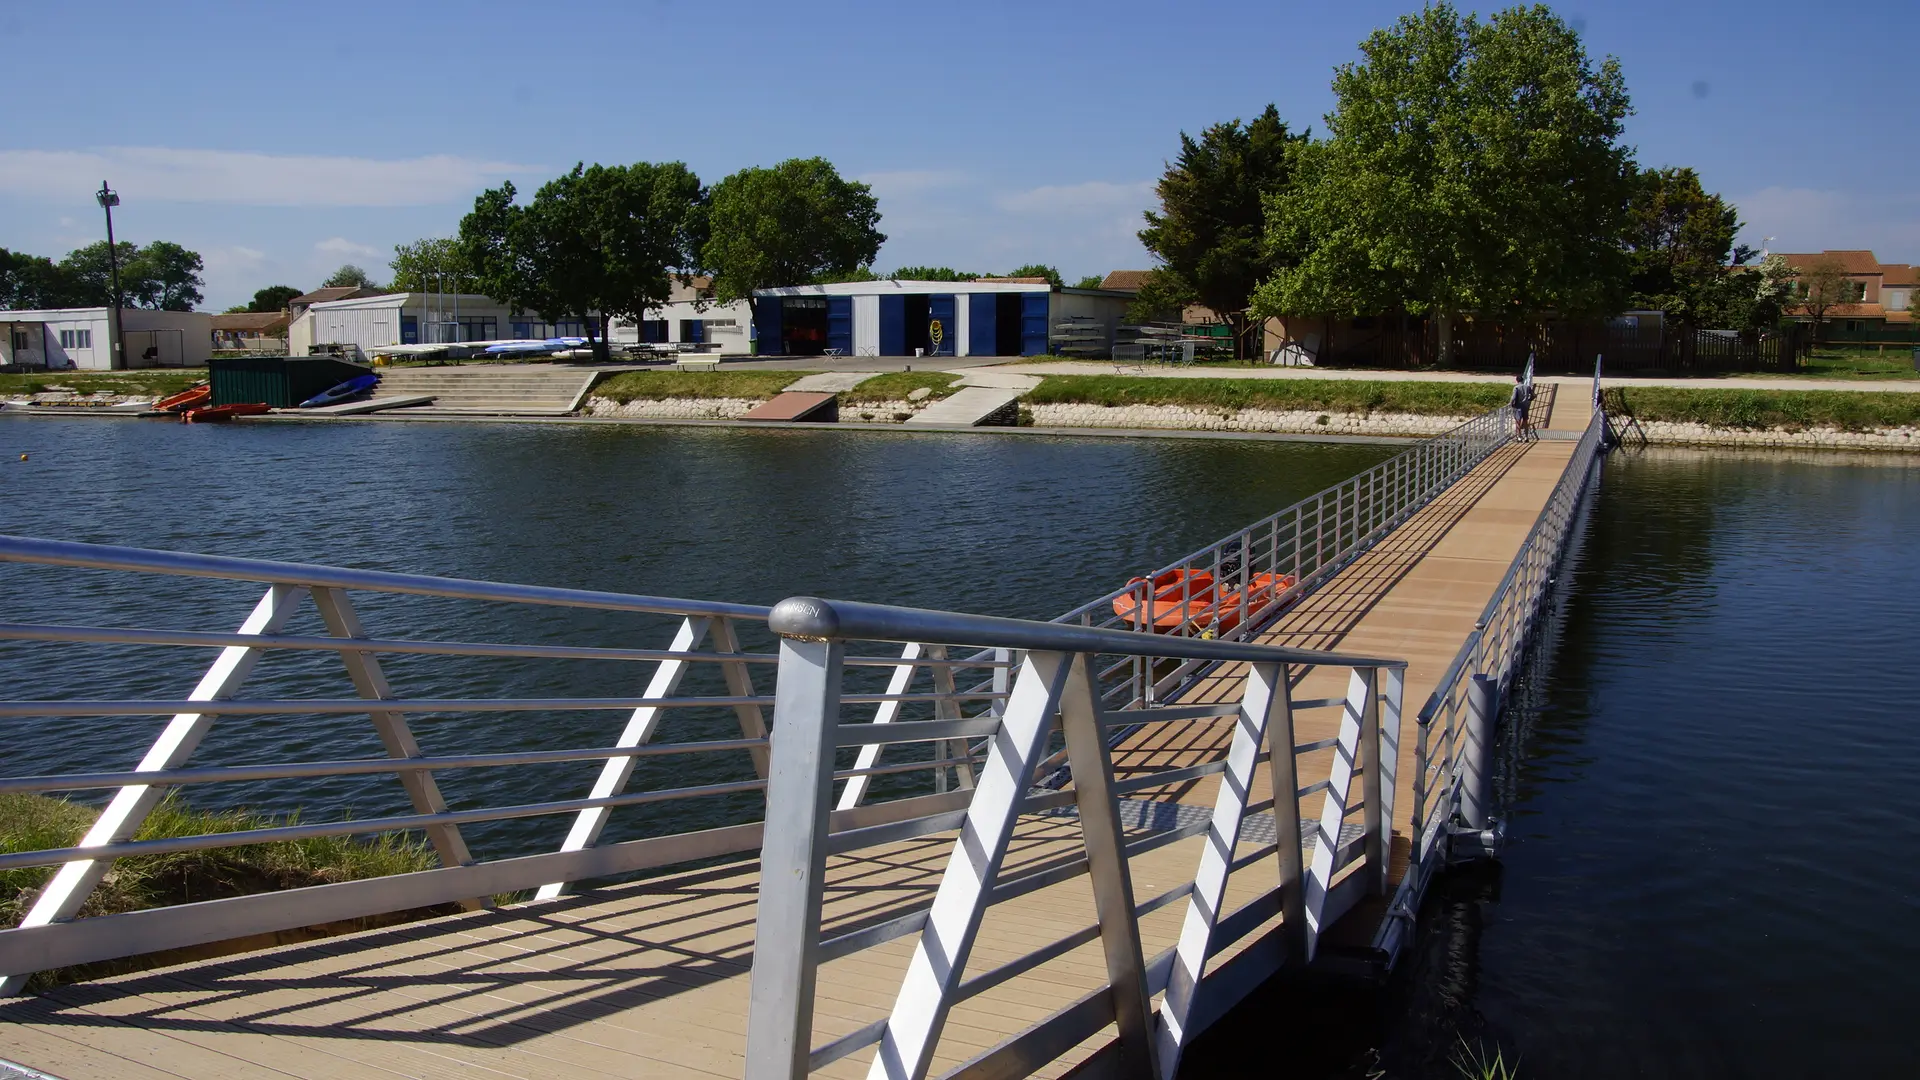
[593,370,809,402]
[1026,375,1511,416]
[1,792,440,987]
[0,369,206,398]
[1612,386,1920,431]
[1773,345,1920,380]
[841,371,962,403]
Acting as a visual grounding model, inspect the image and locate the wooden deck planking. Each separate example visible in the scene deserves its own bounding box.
[1,425,1587,1080]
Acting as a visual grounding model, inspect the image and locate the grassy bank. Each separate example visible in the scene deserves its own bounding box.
[1614,386,1920,431]
[593,370,804,402]
[0,370,205,398]
[1027,375,1511,415]
[841,371,961,403]
[2,792,440,987]
[1784,345,1920,381]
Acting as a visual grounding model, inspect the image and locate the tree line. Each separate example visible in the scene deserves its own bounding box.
[1,241,205,312]
[1133,3,1807,360]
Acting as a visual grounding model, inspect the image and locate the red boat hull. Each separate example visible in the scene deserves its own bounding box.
[1111,568,1298,634]
[182,402,270,423]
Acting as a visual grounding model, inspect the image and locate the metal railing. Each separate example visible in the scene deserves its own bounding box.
[0,537,1006,996]
[1052,404,1512,712]
[1377,402,1608,964]
[746,596,1406,1080]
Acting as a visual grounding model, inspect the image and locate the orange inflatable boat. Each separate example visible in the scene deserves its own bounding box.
[1111,567,1297,634]
[154,383,211,413]
[182,402,270,423]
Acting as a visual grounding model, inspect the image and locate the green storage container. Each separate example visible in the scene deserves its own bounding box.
[209,356,373,408]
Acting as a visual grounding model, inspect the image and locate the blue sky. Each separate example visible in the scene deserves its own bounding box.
[3,0,1914,310]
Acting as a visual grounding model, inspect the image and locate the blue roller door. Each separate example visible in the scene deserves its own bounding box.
[1020,292,1050,356]
[968,294,996,357]
[928,294,956,356]
[879,294,906,356]
[753,298,783,355]
[827,297,853,355]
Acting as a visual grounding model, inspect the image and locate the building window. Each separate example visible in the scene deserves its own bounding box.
[10,328,30,351]
[455,318,498,342]
[400,316,419,345]
[553,318,586,337]
[641,320,668,343]
[510,320,549,340]
[57,328,92,349]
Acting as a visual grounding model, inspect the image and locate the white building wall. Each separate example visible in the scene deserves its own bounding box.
[123,310,213,368]
[853,295,879,356]
[954,297,972,357]
[1048,290,1131,354]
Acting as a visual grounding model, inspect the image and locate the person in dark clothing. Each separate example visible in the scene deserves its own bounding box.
[1510,374,1534,439]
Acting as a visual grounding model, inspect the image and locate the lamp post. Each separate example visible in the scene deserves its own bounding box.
[95,181,126,370]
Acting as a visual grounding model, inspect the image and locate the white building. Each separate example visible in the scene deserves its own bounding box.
[750,278,1134,358]
[607,276,753,356]
[292,281,753,359]
[1,307,212,370]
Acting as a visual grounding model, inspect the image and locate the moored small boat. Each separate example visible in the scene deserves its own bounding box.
[154,383,212,413]
[182,402,271,423]
[298,373,381,408]
[1111,567,1298,634]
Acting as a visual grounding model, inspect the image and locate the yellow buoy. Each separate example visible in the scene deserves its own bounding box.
[18,453,27,461]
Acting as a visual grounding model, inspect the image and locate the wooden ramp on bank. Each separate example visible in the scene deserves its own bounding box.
[0,413,1591,1080]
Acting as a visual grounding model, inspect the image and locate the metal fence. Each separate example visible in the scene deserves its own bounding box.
[745,597,1405,1080]
[1374,403,1608,965]
[1051,403,1513,714]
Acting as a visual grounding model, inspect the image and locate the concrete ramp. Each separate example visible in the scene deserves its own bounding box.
[742,391,839,422]
[905,385,1024,427]
[303,394,435,416]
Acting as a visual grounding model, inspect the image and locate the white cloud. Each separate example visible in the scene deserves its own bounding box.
[0,147,540,207]
[314,237,380,258]
[996,180,1155,216]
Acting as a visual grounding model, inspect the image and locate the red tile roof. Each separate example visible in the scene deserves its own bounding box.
[1880,264,1916,286]
[210,312,289,333]
[1778,250,1883,275]
[1099,270,1153,292]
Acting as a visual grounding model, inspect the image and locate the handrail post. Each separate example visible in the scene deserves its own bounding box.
[1374,665,1404,895]
[1359,667,1385,895]
[1460,674,1498,831]
[746,635,845,1080]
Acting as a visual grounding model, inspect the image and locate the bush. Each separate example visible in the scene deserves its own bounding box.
[593,370,803,402]
[1615,387,1920,431]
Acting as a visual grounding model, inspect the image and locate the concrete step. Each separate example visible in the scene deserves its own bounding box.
[904,386,1026,427]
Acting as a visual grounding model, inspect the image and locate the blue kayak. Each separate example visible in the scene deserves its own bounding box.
[298,373,381,408]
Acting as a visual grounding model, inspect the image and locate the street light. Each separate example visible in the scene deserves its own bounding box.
[95,181,127,371]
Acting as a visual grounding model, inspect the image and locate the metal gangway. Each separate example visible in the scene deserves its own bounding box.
[0,371,1609,1080]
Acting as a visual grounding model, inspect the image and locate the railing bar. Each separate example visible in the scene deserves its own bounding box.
[1289,697,1348,711]
[833,717,1003,748]
[833,752,983,782]
[0,696,776,717]
[816,911,929,964]
[1105,704,1240,726]
[0,738,772,794]
[0,778,772,872]
[1296,778,1331,798]
[0,623,780,664]
[1293,736,1342,754]
[807,1018,889,1071]
[1228,842,1280,875]
[823,809,971,856]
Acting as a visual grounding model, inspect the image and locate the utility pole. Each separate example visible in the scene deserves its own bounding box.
[95,181,127,371]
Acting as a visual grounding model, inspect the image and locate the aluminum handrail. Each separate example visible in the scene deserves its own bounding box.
[768,595,1404,670]
[0,534,772,620]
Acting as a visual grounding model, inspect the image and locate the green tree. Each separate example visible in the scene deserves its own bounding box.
[1004,264,1064,287]
[1624,167,1750,328]
[890,266,980,281]
[460,161,707,360]
[1140,104,1307,357]
[389,237,477,294]
[247,285,303,313]
[322,264,379,289]
[125,241,204,310]
[59,241,204,310]
[702,157,884,314]
[1256,3,1635,363]
[1793,256,1855,344]
[0,248,84,308]
[1074,275,1105,289]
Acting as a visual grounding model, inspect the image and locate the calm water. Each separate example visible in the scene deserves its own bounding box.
[0,416,1392,850]
[1193,446,1920,1078]
[5,419,1916,1077]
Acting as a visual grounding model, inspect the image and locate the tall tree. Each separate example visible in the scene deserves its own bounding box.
[322,264,379,289]
[59,241,204,310]
[247,285,303,313]
[1004,264,1065,287]
[0,248,84,308]
[1256,4,1635,363]
[125,241,204,310]
[389,237,477,294]
[701,158,884,314]
[460,161,707,359]
[1623,167,1750,329]
[1140,104,1306,357]
[890,266,980,281]
[1792,257,1855,344]
[1073,275,1106,290]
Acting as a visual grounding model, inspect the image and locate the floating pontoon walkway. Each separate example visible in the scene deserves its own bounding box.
[0,387,1605,1080]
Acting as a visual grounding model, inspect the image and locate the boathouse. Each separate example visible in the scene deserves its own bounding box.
[750,278,1134,358]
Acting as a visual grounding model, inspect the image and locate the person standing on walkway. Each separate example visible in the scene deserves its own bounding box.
[1510,373,1534,440]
